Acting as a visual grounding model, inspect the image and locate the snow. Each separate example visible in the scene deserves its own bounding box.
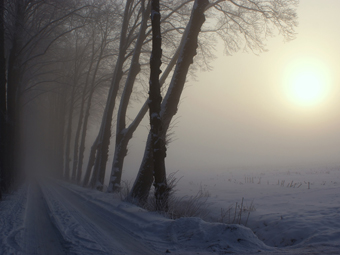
[175,166,340,254]
[150,112,160,120]
[0,184,27,255]
[150,10,159,21]
[0,166,340,254]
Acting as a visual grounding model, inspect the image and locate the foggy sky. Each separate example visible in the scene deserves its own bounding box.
[117,0,340,181]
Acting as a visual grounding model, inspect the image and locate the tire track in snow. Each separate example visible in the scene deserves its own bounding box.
[48,183,158,255]
[6,227,25,254]
[0,184,28,255]
[23,182,68,255]
[40,183,109,254]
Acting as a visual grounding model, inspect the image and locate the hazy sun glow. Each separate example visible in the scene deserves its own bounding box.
[283,58,331,108]
[290,70,325,105]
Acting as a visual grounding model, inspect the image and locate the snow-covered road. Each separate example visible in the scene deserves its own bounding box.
[24,183,66,254]
[1,174,340,255]
[0,180,272,255]
[1,180,159,254]
[27,181,161,254]
[44,182,157,255]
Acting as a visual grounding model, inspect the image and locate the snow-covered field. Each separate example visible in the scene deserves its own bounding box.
[174,166,340,254]
[0,166,339,254]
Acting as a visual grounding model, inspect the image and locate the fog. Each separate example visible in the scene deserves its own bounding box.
[120,0,340,180]
[2,1,340,253]
[9,0,340,186]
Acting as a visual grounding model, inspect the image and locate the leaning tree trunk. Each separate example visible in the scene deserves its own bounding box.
[89,54,125,190]
[107,0,149,192]
[108,24,182,192]
[82,135,99,187]
[129,133,154,204]
[88,0,132,191]
[129,0,209,204]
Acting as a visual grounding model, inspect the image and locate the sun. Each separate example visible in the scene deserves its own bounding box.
[283,58,331,108]
[289,70,325,106]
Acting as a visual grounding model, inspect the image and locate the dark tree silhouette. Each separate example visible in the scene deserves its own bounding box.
[148,0,169,211]
[130,0,209,204]
[0,0,6,198]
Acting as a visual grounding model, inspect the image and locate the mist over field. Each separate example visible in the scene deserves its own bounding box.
[0,0,340,254]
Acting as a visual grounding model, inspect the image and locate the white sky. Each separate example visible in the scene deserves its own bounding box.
[121,0,340,180]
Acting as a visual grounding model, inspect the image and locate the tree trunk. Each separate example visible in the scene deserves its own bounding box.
[109,135,130,191]
[108,26,181,192]
[0,0,6,197]
[129,133,154,204]
[107,1,149,192]
[65,33,89,181]
[72,43,95,182]
[6,1,26,190]
[78,86,97,185]
[82,135,99,187]
[64,83,76,180]
[148,0,168,211]
[71,100,83,181]
[130,0,209,204]
[88,0,133,191]
[47,87,67,179]
[77,39,108,184]
[55,91,66,178]
[128,40,183,204]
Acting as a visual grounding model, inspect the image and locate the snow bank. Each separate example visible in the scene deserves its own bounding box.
[0,184,28,254]
[164,217,272,254]
[40,183,107,254]
[58,181,273,254]
[174,166,340,253]
[1,166,339,254]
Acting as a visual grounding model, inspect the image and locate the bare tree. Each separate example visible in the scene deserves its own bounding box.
[107,0,151,192]
[77,2,120,184]
[49,0,296,197]
[147,0,169,211]
[107,0,196,192]
[108,0,297,195]
[63,32,91,180]
[129,0,298,204]
[1,0,91,188]
[85,0,138,190]
[130,0,209,204]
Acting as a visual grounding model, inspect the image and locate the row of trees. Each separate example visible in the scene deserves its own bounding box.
[0,0,298,208]
[0,0,94,198]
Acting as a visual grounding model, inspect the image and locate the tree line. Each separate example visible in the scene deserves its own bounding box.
[0,0,298,209]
